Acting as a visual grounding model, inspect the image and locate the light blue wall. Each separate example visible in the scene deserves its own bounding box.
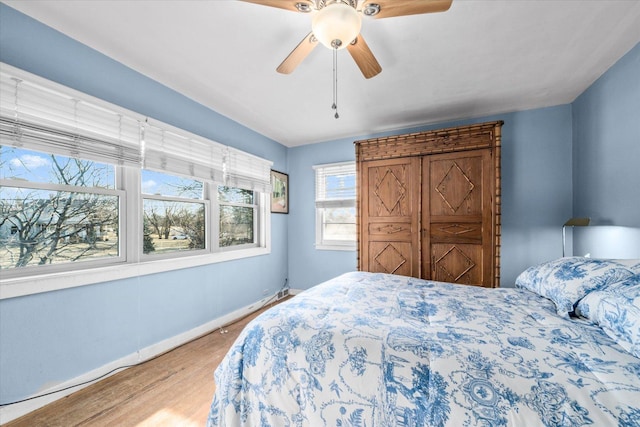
[572,42,640,227]
[499,107,574,283]
[288,105,574,290]
[0,4,288,404]
[287,139,359,289]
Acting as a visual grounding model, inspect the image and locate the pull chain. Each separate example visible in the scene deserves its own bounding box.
[332,46,339,119]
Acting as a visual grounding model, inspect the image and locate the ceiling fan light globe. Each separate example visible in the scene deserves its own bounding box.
[311,2,361,50]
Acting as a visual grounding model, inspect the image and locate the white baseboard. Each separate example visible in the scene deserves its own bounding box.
[0,293,278,424]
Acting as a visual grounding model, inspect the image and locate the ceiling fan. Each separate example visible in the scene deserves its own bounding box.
[240,0,453,79]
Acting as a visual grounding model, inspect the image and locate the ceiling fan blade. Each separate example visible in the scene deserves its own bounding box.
[346,35,382,79]
[238,0,313,13]
[362,0,452,19]
[276,32,319,74]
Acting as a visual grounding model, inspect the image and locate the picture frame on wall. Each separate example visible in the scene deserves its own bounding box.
[271,170,289,214]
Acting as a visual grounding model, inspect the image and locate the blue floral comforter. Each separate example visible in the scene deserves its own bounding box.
[207,272,640,426]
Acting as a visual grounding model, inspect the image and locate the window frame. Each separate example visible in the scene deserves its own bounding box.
[313,161,357,251]
[0,176,126,279]
[0,63,272,300]
[140,196,210,260]
[140,169,209,260]
[1,163,271,299]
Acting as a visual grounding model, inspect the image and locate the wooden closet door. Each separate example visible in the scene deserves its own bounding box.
[422,149,493,286]
[359,157,420,277]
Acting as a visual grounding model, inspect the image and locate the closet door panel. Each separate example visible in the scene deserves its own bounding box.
[429,220,482,244]
[431,243,482,284]
[423,150,493,286]
[367,162,414,217]
[429,155,483,216]
[359,157,420,277]
[368,242,415,277]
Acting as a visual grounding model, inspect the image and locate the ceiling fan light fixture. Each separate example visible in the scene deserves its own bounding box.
[312,2,362,50]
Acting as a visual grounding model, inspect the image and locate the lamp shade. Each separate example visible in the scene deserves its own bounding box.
[312,2,362,50]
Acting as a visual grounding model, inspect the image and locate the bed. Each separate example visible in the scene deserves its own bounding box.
[207,257,640,426]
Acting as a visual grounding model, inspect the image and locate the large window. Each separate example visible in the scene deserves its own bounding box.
[314,161,356,250]
[0,63,272,297]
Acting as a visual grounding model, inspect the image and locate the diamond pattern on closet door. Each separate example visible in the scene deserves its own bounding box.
[373,167,406,214]
[435,246,475,280]
[432,243,482,284]
[435,162,475,212]
[374,243,407,274]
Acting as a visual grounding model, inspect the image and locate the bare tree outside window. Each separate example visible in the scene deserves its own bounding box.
[141,169,205,255]
[142,199,205,254]
[0,147,119,270]
[218,186,256,248]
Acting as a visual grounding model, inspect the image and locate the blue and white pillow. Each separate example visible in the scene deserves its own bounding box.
[576,274,640,358]
[515,257,635,317]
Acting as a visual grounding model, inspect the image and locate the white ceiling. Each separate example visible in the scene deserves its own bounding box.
[4,0,640,147]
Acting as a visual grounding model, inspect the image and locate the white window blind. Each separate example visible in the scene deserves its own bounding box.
[142,121,226,183]
[0,63,272,193]
[224,146,272,193]
[0,69,142,167]
[143,122,271,192]
[314,161,356,208]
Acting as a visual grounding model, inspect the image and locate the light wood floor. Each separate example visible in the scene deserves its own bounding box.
[4,299,287,427]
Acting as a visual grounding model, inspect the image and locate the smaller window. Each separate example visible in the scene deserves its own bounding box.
[218,186,258,249]
[141,169,206,256]
[313,162,356,251]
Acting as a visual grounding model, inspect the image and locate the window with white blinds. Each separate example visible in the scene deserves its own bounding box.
[313,161,356,250]
[0,62,273,292]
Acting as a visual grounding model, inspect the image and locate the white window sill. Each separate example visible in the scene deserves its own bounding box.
[0,247,270,300]
[315,244,356,251]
